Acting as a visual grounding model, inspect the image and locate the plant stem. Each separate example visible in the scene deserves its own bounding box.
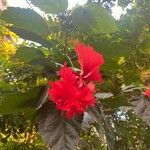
[64,28,69,56]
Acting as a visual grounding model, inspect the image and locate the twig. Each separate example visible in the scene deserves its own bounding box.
[64,28,69,56]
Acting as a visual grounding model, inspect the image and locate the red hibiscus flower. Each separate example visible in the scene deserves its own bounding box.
[144,84,150,99]
[48,43,104,119]
[49,65,95,119]
[75,43,104,82]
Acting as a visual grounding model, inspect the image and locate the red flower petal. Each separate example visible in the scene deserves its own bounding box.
[75,43,104,82]
[59,63,77,84]
[144,84,150,99]
[87,82,96,93]
[48,65,95,119]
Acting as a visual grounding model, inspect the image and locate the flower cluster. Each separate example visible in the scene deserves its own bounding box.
[48,43,104,119]
[144,84,150,99]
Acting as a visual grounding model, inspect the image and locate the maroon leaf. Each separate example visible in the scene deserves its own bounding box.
[132,95,150,126]
[35,85,49,110]
[36,102,79,150]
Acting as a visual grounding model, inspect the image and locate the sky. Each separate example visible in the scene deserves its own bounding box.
[7,0,124,19]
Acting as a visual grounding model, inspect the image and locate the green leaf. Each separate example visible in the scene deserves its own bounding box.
[0,88,40,114]
[37,102,79,150]
[1,7,49,36]
[71,3,117,34]
[15,47,44,63]
[29,0,68,14]
[9,27,54,48]
[0,81,12,93]
[92,41,131,57]
[102,58,122,71]
[101,95,130,109]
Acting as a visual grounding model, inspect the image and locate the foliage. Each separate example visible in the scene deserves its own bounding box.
[0,113,48,150]
[1,7,49,36]
[37,102,80,150]
[71,2,117,34]
[113,111,150,149]
[0,23,17,60]
[29,0,68,14]
[79,111,150,150]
